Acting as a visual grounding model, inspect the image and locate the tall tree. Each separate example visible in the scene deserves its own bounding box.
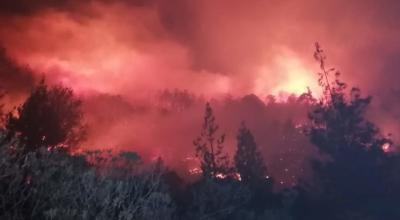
[303,43,395,219]
[310,43,388,158]
[234,122,270,186]
[193,103,231,178]
[3,80,85,153]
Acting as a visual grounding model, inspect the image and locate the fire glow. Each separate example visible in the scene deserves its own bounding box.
[1,0,400,186]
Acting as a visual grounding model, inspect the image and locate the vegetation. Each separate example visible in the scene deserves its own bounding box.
[234,123,270,186]
[296,43,400,220]
[3,80,85,153]
[193,103,232,178]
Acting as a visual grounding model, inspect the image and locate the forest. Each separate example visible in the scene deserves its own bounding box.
[1,43,400,220]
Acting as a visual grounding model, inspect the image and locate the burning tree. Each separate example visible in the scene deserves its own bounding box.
[3,80,85,153]
[193,103,232,178]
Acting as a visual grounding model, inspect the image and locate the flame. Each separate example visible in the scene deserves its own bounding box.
[188,167,202,175]
[255,50,320,99]
[272,54,320,96]
[382,143,391,153]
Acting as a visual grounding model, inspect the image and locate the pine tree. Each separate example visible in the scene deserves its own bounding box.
[193,103,231,178]
[234,123,270,186]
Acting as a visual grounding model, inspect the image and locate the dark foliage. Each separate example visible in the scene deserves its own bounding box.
[294,43,400,220]
[0,144,175,220]
[193,103,232,178]
[3,80,85,153]
[157,89,198,113]
[235,122,271,187]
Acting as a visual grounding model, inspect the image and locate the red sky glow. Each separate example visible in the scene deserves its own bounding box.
[1,0,400,184]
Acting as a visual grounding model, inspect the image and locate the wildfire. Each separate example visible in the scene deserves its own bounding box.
[255,51,321,99]
[188,167,202,175]
[215,173,227,179]
[382,143,391,153]
[187,169,243,181]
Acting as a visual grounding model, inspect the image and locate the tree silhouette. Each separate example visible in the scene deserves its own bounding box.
[193,103,231,178]
[304,43,395,219]
[234,122,270,186]
[310,43,388,158]
[3,80,85,153]
[157,89,197,113]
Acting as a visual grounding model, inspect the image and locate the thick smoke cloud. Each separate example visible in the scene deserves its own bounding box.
[0,0,155,16]
[0,0,399,182]
[0,0,76,15]
[0,48,35,108]
[1,0,399,96]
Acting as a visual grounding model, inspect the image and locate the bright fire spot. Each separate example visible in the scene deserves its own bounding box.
[215,173,227,179]
[272,55,320,97]
[234,173,242,181]
[382,143,391,153]
[215,173,241,181]
[187,169,242,181]
[255,50,320,100]
[188,168,202,175]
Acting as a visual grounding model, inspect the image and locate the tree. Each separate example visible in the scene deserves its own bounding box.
[234,123,278,214]
[310,43,388,159]
[303,43,395,219]
[3,80,85,153]
[234,122,270,186]
[193,103,231,178]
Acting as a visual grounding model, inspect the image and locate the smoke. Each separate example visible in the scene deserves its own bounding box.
[81,91,315,185]
[0,0,399,182]
[1,0,399,95]
[0,48,36,108]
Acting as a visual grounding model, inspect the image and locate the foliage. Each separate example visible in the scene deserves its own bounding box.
[157,89,198,113]
[3,80,85,153]
[299,43,400,220]
[194,103,232,178]
[0,142,175,220]
[185,178,250,220]
[234,122,271,187]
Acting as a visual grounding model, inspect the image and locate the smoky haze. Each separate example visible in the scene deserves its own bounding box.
[0,0,399,183]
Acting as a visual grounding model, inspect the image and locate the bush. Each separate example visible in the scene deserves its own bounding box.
[185,178,250,220]
[0,143,175,220]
